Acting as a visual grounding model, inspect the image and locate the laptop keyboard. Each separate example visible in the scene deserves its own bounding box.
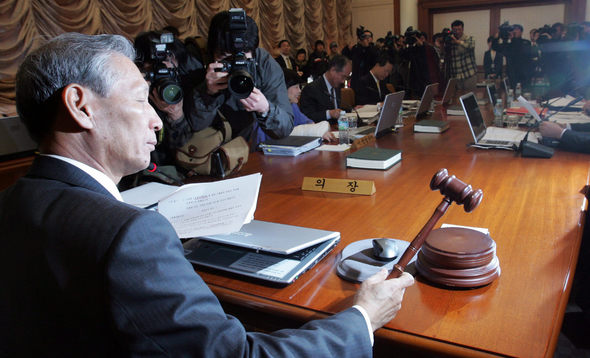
[483,139,511,145]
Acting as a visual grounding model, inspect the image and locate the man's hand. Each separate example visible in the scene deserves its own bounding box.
[240,88,270,114]
[354,269,415,332]
[322,130,336,142]
[539,121,566,139]
[149,89,184,122]
[329,109,342,119]
[583,101,590,116]
[206,62,229,95]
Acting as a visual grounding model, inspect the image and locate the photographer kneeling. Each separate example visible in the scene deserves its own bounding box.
[134,31,204,167]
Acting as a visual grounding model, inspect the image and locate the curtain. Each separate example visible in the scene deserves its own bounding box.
[0,0,351,114]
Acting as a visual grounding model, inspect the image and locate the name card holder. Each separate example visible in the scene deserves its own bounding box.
[302,177,376,195]
[350,133,375,151]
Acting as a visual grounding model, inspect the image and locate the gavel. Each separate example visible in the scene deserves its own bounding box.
[390,168,483,278]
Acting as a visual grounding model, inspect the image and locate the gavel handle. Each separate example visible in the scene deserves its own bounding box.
[390,197,451,278]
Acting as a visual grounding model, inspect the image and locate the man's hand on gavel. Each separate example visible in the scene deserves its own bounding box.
[354,269,415,332]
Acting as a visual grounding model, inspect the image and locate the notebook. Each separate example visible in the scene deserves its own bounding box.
[487,84,497,108]
[348,91,405,139]
[183,220,340,285]
[416,83,439,119]
[0,116,37,161]
[259,136,322,156]
[459,92,537,149]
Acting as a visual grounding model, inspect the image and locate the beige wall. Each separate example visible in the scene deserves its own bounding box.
[400,0,418,34]
[351,0,394,43]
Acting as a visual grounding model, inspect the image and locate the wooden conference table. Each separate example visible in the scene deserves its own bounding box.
[195,109,589,357]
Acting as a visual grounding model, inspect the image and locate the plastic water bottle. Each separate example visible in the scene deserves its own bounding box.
[515,83,522,99]
[494,99,504,127]
[338,111,349,144]
[506,89,514,108]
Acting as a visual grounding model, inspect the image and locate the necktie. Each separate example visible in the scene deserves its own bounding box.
[331,87,337,109]
[285,56,292,69]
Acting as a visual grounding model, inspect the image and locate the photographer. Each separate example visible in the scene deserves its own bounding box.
[401,27,441,98]
[492,23,532,90]
[350,27,379,96]
[176,9,293,150]
[134,31,205,166]
[447,20,477,94]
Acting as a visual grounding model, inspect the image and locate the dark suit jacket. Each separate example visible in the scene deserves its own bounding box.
[299,76,342,123]
[559,122,590,153]
[483,50,504,79]
[355,72,391,105]
[0,156,371,357]
[274,54,296,71]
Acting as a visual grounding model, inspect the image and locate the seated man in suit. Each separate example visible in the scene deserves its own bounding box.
[299,55,352,124]
[275,40,295,70]
[0,33,414,356]
[539,101,590,153]
[355,52,394,105]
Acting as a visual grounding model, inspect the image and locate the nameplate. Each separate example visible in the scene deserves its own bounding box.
[301,177,376,195]
[350,134,375,151]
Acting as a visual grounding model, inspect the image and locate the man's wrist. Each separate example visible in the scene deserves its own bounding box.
[352,305,374,346]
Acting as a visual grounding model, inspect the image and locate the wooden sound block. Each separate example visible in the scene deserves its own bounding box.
[421,227,496,269]
[416,227,501,288]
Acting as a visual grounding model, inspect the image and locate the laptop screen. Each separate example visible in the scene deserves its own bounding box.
[375,91,404,137]
[416,83,439,118]
[460,93,486,142]
[487,84,497,106]
[441,78,456,105]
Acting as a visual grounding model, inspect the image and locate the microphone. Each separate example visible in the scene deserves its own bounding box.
[518,125,555,158]
[147,163,184,185]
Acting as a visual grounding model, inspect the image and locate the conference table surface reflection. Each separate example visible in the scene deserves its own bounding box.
[193,114,589,358]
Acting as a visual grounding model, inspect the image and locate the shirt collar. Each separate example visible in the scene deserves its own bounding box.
[323,74,333,92]
[42,154,124,202]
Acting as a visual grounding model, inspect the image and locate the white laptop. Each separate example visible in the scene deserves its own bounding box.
[459,92,538,150]
[183,220,340,285]
[347,91,405,138]
[416,83,439,119]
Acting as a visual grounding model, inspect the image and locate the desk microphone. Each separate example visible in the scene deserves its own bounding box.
[147,163,184,185]
[518,126,555,159]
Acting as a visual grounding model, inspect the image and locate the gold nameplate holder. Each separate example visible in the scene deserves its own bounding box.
[302,177,376,195]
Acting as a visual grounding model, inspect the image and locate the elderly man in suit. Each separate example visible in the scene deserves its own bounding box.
[299,55,352,124]
[355,52,394,105]
[0,33,413,357]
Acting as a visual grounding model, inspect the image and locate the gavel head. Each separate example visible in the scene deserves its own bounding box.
[430,168,483,212]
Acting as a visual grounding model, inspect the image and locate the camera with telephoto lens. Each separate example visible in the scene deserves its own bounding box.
[213,8,257,99]
[404,26,420,46]
[441,28,454,46]
[142,32,183,105]
[499,21,515,41]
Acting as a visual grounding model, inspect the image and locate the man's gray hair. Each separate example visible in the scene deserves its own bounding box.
[15,33,135,142]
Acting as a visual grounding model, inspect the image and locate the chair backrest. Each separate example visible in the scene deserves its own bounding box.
[341,87,355,109]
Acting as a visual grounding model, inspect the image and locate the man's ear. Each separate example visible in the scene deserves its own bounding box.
[62,83,94,130]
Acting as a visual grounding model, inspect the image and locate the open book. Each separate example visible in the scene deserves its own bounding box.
[121,173,261,238]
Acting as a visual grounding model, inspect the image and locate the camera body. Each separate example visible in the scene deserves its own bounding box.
[142,32,183,105]
[499,22,515,41]
[214,8,257,99]
[441,28,454,46]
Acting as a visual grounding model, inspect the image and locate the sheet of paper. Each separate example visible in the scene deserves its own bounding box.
[441,223,489,235]
[517,96,542,122]
[121,182,178,208]
[315,143,351,151]
[551,112,590,124]
[158,173,262,238]
[548,95,584,108]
